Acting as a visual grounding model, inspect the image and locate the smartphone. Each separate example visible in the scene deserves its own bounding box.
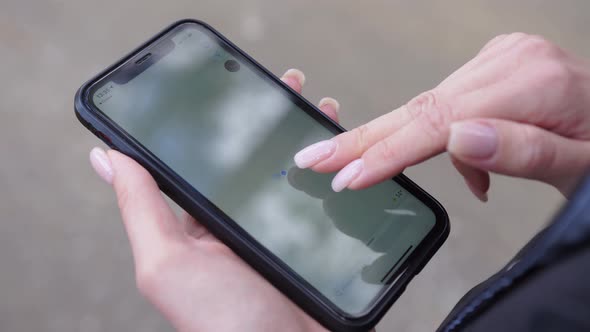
[75,19,449,332]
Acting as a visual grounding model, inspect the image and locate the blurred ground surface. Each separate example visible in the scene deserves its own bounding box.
[1,1,588,331]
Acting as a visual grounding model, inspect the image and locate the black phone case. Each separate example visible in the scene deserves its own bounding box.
[75,19,450,332]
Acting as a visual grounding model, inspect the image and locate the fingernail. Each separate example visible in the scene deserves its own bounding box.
[294,140,337,168]
[448,122,497,159]
[466,180,489,202]
[90,147,113,184]
[332,159,364,192]
[319,97,340,112]
[284,68,305,86]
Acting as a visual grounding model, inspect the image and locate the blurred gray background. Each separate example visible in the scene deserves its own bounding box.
[1,1,588,331]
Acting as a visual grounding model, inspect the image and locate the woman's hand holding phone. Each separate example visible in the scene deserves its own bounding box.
[89,69,338,332]
[84,30,590,331]
[295,34,590,200]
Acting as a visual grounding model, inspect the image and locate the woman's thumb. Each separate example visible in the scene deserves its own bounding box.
[447,119,590,195]
[90,148,181,268]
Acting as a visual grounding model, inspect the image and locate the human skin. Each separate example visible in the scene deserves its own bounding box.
[295,33,590,200]
[90,69,337,332]
[89,34,590,331]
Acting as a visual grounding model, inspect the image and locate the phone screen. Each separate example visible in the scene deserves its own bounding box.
[90,23,436,315]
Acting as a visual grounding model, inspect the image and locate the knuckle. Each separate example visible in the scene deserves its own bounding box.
[508,32,528,40]
[523,34,548,47]
[406,90,438,119]
[351,124,372,152]
[521,127,557,174]
[537,60,571,87]
[490,33,508,42]
[405,90,452,138]
[517,34,561,58]
[504,32,529,46]
[374,138,398,162]
[481,34,506,51]
[509,35,571,86]
[529,59,574,110]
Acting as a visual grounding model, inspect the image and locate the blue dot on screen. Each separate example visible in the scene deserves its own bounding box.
[280,170,287,176]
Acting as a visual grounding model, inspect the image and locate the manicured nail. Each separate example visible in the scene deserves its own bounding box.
[466,180,488,202]
[319,97,340,112]
[294,140,337,168]
[331,159,364,192]
[448,122,497,159]
[90,147,113,184]
[283,68,305,86]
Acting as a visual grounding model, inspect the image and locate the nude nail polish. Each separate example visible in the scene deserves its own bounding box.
[284,68,305,86]
[448,122,497,159]
[318,97,340,111]
[466,180,489,202]
[331,159,364,192]
[294,140,337,168]
[90,147,114,184]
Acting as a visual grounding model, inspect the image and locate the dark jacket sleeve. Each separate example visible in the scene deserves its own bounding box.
[438,175,590,332]
[462,245,590,331]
